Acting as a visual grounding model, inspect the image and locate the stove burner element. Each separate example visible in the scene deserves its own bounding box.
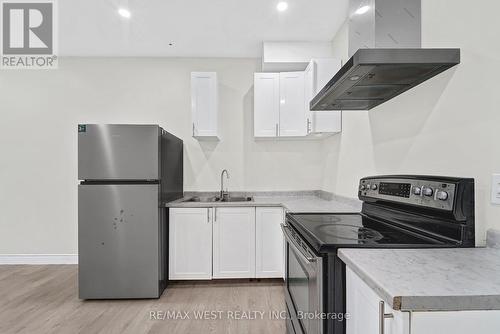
[316,224,384,241]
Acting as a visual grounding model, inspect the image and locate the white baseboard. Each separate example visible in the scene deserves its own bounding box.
[0,254,78,265]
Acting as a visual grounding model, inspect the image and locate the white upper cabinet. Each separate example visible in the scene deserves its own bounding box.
[254,71,306,138]
[191,72,219,140]
[254,58,341,139]
[279,72,307,137]
[305,59,342,137]
[254,73,280,137]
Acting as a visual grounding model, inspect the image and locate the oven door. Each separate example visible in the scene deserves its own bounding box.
[282,223,323,334]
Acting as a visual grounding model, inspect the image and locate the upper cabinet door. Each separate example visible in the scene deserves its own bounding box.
[254,73,280,137]
[305,59,343,136]
[191,72,219,140]
[279,72,307,137]
[304,62,316,135]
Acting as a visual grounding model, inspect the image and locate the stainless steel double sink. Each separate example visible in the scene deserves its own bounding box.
[182,196,254,203]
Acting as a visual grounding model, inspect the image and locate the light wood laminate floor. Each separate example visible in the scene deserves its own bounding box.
[0,265,286,334]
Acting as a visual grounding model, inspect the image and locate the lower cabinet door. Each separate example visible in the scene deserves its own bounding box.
[346,267,410,334]
[255,207,284,278]
[169,208,213,280]
[213,207,256,278]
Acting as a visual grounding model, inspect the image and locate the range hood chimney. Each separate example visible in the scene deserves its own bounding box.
[311,0,460,111]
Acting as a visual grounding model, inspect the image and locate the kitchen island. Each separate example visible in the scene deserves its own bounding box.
[338,236,500,334]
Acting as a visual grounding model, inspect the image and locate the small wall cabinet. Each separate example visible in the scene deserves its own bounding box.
[254,72,306,137]
[254,58,342,139]
[191,72,219,140]
[169,206,284,280]
[346,266,500,334]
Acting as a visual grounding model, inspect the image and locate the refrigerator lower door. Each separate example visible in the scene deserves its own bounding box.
[78,184,162,299]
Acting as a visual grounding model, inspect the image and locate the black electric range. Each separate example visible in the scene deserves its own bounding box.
[283,175,475,334]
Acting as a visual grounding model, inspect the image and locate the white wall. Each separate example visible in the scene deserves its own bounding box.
[322,0,500,245]
[2,0,498,254]
[0,57,325,254]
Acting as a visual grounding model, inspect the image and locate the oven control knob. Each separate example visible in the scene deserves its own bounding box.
[366,184,371,190]
[413,187,422,196]
[422,187,434,197]
[436,191,449,201]
[371,184,378,190]
[359,185,366,191]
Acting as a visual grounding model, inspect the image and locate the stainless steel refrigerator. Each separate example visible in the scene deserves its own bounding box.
[78,124,183,299]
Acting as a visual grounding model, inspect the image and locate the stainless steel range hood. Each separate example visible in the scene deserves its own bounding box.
[311,0,460,111]
[310,48,460,111]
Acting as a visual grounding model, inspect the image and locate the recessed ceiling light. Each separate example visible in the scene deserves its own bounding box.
[118,8,131,19]
[355,5,370,15]
[276,2,288,12]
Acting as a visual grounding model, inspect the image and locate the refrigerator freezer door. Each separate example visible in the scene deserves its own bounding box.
[78,184,161,299]
[78,124,159,180]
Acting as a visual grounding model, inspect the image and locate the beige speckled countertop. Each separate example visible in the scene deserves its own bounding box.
[164,191,361,213]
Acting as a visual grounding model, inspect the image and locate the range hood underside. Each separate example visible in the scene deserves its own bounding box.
[310,49,461,111]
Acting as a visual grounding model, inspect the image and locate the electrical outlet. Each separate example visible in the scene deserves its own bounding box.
[492,174,500,205]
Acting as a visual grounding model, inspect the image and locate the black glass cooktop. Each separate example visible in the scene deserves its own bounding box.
[287,213,450,253]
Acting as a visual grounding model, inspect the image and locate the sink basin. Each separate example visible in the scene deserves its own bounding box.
[182,196,219,203]
[219,196,253,202]
[182,196,253,203]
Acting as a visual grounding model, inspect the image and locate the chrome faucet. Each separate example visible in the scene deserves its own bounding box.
[220,169,230,200]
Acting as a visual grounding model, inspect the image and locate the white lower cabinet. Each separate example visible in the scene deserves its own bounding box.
[213,207,256,278]
[346,267,409,334]
[169,206,285,280]
[346,266,500,334]
[169,208,213,280]
[255,207,284,278]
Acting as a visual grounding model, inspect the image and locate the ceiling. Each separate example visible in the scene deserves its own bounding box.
[59,0,349,57]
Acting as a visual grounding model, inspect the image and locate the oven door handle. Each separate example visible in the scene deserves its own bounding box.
[281,224,317,263]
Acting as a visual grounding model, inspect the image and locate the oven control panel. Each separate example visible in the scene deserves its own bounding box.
[359,177,456,211]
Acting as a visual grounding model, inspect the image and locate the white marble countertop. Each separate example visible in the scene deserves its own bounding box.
[338,247,500,311]
[165,191,361,213]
